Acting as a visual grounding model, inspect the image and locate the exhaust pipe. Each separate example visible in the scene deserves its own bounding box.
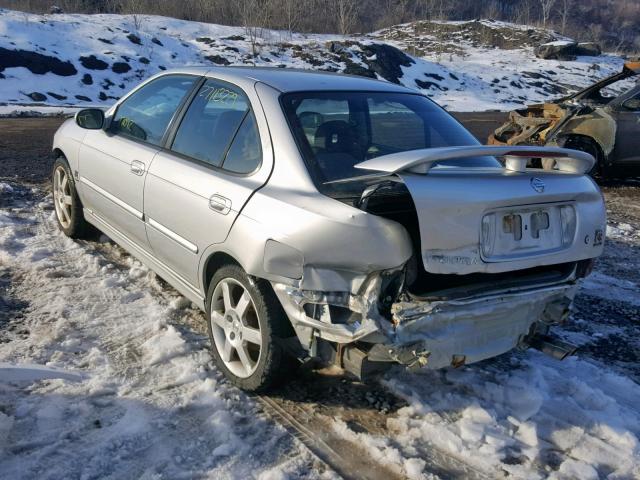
[526,334,578,360]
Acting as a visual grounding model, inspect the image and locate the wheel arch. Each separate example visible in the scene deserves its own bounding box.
[553,108,616,163]
[202,251,243,300]
[52,147,65,159]
[560,133,605,159]
[557,133,608,176]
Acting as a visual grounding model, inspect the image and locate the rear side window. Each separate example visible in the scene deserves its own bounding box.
[171,79,251,168]
[111,75,197,145]
[223,112,262,174]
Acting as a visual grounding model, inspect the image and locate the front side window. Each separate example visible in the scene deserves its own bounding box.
[171,79,254,169]
[281,91,499,187]
[111,75,197,145]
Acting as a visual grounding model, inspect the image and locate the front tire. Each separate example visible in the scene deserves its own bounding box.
[206,265,294,391]
[52,157,89,238]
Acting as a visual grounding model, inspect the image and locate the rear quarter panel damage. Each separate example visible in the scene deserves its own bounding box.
[201,187,413,294]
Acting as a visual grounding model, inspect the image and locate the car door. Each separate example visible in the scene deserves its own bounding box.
[611,88,640,167]
[144,77,272,288]
[77,74,198,249]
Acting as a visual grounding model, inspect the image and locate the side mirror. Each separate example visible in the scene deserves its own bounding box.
[622,98,640,112]
[75,108,105,129]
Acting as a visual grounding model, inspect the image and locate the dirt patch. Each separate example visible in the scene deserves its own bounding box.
[0,47,77,76]
[0,117,66,182]
[79,55,108,70]
[111,61,131,73]
[327,41,415,84]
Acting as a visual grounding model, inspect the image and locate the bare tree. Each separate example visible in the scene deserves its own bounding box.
[377,0,413,28]
[336,0,358,35]
[237,0,270,57]
[280,0,303,36]
[2,0,640,54]
[539,0,556,28]
[558,0,571,34]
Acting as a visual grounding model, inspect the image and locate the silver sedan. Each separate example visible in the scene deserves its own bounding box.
[52,67,606,391]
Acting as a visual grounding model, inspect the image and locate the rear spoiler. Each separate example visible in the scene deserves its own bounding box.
[353,145,595,175]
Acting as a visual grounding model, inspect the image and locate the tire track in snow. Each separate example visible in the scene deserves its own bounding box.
[256,390,491,480]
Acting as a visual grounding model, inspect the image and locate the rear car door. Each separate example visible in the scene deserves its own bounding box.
[144,77,272,288]
[78,74,198,249]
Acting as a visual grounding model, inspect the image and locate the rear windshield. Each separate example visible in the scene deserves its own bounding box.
[281,91,499,188]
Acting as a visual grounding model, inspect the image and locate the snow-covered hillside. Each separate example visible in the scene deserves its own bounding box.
[0,9,630,112]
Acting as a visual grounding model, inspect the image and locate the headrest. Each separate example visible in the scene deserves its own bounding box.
[314,120,357,152]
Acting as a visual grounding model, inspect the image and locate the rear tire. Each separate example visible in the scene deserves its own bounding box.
[206,264,295,392]
[563,136,604,178]
[52,156,90,238]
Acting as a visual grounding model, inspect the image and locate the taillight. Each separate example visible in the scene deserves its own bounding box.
[559,205,576,247]
[481,213,496,257]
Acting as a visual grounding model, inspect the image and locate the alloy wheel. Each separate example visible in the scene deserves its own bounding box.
[53,166,73,229]
[210,278,263,378]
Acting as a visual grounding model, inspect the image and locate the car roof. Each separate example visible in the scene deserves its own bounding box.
[168,66,413,93]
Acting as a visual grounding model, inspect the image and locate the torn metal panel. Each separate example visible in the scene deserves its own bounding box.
[489,103,568,147]
[271,270,397,346]
[388,283,578,369]
[275,259,580,373]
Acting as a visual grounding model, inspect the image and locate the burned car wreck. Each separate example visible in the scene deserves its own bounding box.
[490,61,640,177]
[54,68,606,390]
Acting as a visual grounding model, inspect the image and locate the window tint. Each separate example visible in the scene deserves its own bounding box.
[111,75,196,145]
[171,80,250,167]
[223,112,262,174]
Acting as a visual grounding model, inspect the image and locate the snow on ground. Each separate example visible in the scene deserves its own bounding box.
[2,179,639,479]
[0,9,632,112]
[379,352,640,480]
[0,184,330,479]
[332,335,640,478]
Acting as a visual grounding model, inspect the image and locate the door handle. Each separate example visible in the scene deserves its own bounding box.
[130,160,145,176]
[209,194,231,215]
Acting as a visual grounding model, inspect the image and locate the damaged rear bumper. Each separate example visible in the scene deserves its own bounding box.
[274,274,578,371]
[376,283,577,369]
